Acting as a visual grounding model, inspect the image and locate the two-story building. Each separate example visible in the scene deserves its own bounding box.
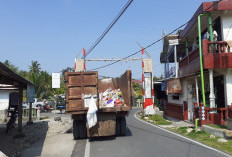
[160,0,232,125]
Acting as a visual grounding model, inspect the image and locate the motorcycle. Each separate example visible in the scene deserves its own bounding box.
[6,110,18,133]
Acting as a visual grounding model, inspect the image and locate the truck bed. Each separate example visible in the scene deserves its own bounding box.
[65,70,132,114]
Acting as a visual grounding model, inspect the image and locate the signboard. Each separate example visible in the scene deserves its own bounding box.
[27,85,35,103]
[169,39,179,46]
[52,73,60,88]
[167,78,182,94]
[144,73,152,98]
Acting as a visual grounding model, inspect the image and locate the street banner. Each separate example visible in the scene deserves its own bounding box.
[52,73,60,88]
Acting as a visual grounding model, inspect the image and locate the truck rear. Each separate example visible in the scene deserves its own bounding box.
[65,70,132,139]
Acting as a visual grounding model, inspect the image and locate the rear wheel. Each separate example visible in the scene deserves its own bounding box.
[73,120,79,140]
[120,117,127,136]
[73,120,87,140]
[116,117,121,136]
[116,117,127,136]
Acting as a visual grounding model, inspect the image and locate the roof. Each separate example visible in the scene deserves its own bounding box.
[179,0,232,39]
[0,62,34,89]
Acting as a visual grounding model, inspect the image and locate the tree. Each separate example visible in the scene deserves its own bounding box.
[28,71,52,99]
[132,82,143,99]
[61,66,74,76]
[29,61,41,74]
[4,60,19,72]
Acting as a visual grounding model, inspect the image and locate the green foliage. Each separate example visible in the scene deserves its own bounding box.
[3,60,67,99]
[208,124,227,129]
[4,60,19,73]
[132,82,142,99]
[29,61,41,74]
[148,115,172,125]
[171,127,232,154]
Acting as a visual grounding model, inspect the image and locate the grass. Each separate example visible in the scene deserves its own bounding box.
[40,116,49,120]
[171,127,232,155]
[142,114,172,125]
[208,124,227,129]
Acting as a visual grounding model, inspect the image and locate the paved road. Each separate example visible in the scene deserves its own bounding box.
[72,108,229,157]
[23,108,231,157]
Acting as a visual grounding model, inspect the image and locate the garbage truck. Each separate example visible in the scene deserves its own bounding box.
[65,70,132,139]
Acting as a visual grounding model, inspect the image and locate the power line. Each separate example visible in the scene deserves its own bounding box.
[88,0,222,71]
[83,0,134,58]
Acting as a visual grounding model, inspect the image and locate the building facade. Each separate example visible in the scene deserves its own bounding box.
[160,0,232,125]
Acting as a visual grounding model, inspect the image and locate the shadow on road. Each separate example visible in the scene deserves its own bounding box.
[89,127,133,142]
[0,121,48,157]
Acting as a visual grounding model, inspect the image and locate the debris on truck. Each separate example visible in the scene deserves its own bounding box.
[99,88,127,108]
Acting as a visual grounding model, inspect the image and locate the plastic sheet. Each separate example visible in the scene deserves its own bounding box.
[87,96,98,128]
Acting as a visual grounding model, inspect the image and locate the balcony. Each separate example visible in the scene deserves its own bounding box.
[179,39,232,78]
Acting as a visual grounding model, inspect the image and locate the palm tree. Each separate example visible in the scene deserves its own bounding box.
[29,61,41,74]
[4,60,19,72]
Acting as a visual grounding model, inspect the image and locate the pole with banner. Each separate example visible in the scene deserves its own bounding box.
[52,73,60,119]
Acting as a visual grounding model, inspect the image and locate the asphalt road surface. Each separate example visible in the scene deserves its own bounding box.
[23,108,231,157]
[71,108,230,157]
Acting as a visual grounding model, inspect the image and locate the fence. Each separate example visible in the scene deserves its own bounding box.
[22,108,37,118]
[193,103,232,126]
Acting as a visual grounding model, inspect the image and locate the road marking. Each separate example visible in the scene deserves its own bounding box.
[134,112,232,157]
[84,139,90,157]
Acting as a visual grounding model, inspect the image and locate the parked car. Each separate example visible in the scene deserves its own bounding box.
[32,98,45,108]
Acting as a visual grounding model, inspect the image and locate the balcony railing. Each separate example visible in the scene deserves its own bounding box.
[207,41,231,53]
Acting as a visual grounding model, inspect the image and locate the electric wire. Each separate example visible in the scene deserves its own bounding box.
[88,0,222,71]
[83,0,134,58]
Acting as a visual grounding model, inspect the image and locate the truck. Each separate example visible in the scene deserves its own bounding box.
[65,70,132,139]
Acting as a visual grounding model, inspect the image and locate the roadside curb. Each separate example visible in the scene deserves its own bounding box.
[134,110,232,157]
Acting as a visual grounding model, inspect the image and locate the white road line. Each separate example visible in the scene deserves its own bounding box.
[134,112,232,157]
[84,139,90,157]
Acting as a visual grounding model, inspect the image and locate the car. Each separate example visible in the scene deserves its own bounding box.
[32,98,45,108]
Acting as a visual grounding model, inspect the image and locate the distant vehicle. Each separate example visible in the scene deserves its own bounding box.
[32,98,45,108]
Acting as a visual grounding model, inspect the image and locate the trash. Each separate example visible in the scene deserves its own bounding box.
[144,105,155,115]
[87,96,98,128]
[99,88,126,108]
[0,151,7,157]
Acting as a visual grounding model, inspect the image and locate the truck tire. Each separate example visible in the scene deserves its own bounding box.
[116,117,121,136]
[73,120,87,140]
[79,121,87,139]
[120,117,127,136]
[73,120,79,140]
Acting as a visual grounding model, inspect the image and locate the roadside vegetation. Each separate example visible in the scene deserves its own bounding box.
[3,60,73,100]
[208,124,227,129]
[170,127,232,155]
[142,114,172,125]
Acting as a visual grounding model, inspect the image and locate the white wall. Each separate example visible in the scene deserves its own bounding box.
[0,91,10,110]
[224,69,232,107]
[221,14,232,41]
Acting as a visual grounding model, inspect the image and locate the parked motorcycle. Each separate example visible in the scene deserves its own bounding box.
[6,110,18,133]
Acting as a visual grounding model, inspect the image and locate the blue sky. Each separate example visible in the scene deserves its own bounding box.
[0,0,211,79]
